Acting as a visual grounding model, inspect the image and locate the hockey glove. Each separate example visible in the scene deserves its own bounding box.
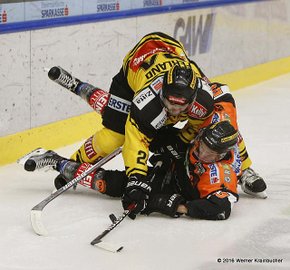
[122,174,152,220]
[148,154,172,174]
[142,193,185,218]
[150,125,178,152]
[185,193,233,220]
[150,126,187,161]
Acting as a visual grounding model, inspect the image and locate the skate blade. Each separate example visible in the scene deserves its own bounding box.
[243,189,268,199]
[17,148,47,165]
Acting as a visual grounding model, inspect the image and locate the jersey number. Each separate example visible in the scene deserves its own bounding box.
[137,150,147,165]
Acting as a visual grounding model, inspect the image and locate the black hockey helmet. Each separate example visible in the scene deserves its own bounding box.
[162,65,198,105]
[201,121,238,153]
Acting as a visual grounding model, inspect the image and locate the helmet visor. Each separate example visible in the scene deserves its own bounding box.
[194,140,227,163]
[162,97,189,116]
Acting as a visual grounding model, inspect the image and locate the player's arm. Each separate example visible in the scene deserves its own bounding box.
[122,114,152,177]
[121,108,159,219]
[180,155,239,220]
[143,190,238,220]
[121,116,152,219]
[210,82,236,105]
[178,191,238,220]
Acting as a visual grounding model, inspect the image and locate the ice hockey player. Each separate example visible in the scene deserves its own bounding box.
[46,32,266,217]
[22,120,240,220]
[145,120,241,220]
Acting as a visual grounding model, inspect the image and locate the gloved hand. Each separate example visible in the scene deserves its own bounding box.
[122,174,152,219]
[142,193,186,218]
[149,126,187,160]
[148,153,171,172]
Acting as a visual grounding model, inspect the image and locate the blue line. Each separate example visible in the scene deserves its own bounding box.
[0,0,267,34]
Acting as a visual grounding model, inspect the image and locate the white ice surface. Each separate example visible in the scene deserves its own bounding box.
[1,74,290,270]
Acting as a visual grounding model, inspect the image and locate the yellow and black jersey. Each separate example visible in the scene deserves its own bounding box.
[122,32,208,92]
[103,32,211,135]
[107,32,214,177]
[122,74,214,177]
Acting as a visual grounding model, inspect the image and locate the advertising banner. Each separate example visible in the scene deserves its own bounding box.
[0,0,262,27]
[0,2,24,23]
[25,0,81,21]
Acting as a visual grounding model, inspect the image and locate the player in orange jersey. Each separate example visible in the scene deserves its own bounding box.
[143,120,240,220]
[22,120,240,220]
[30,32,266,219]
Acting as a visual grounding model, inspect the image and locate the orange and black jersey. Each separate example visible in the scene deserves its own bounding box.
[173,147,241,201]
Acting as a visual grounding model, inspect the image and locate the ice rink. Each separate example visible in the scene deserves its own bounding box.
[1,73,290,270]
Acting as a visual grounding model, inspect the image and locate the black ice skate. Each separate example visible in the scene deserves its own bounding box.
[48,66,81,93]
[239,167,267,199]
[20,148,65,172]
[54,174,70,190]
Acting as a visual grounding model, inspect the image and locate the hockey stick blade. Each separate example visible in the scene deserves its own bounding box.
[91,210,131,252]
[30,210,48,236]
[93,240,123,253]
[30,147,122,236]
[93,214,122,252]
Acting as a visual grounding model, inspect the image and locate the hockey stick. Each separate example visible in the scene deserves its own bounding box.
[30,147,122,236]
[91,160,163,252]
[90,208,132,252]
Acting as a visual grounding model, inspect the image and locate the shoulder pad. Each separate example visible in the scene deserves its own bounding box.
[199,79,213,98]
[187,85,214,119]
[210,83,231,100]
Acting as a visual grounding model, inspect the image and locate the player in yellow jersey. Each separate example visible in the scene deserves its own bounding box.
[46,32,266,217]
[22,121,241,220]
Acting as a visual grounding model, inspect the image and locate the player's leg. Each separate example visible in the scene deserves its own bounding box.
[48,66,110,114]
[57,161,127,197]
[70,127,124,163]
[22,149,127,196]
[237,138,267,198]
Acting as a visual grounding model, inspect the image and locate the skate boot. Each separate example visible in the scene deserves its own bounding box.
[18,148,46,165]
[23,148,65,172]
[54,167,105,190]
[239,167,267,199]
[54,174,70,190]
[48,66,81,94]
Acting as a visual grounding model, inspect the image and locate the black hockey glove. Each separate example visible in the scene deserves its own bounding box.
[142,193,186,218]
[122,174,152,220]
[148,153,172,174]
[150,126,187,161]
